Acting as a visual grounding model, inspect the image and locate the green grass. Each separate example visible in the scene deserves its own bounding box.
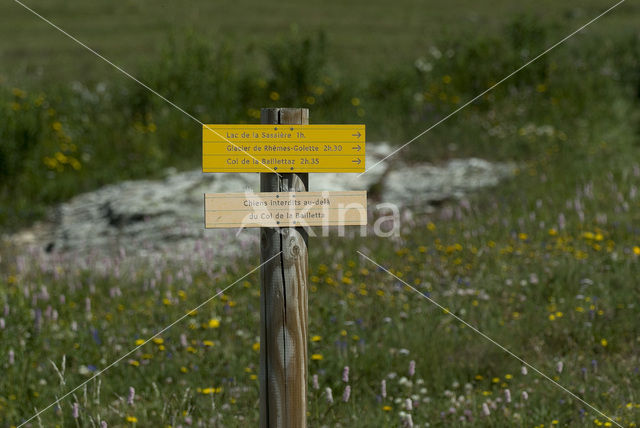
[1,1,640,426]
[2,0,639,84]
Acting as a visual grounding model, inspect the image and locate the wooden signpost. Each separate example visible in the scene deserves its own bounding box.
[202,108,366,427]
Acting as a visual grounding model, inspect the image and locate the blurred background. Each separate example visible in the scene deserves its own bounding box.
[1,1,640,426]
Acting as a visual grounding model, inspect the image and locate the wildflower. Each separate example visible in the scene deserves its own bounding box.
[269,91,279,101]
[135,339,144,346]
[342,366,349,383]
[203,340,214,347]
[405,398,412,411]
[342,385,351,402]
[127,387,135,405]
[125,416,138,423]
[180,334,188,347]
[522,391,529,400]
[408,360,416,377]
[505,389,512,403]
[208,318,220,328]
[152,338,164,345]
[311,335,322,342]
[521,366,528,375]
[128,360,140,367]
[8,349,14,365]
[600,338,608,347]
[312,374,319,390]
[381,379,387,398]
[557,361,563,374]
[633,246,640,255]
[403,413,414,428]
[383,405,392,411]
[351,97,360,106]
[252,342,260,352]
[101,421,107,428]
[72,402,79,418]
[325,387,333,403]
[311,354,323,361]
[482,402,490,416]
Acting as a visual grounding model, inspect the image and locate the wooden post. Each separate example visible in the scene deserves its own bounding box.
[259,108,309,427]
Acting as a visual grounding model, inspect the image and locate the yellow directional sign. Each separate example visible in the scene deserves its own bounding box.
[202,124,365,173]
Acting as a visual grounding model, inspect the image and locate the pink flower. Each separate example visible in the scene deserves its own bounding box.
[408,360,416,377]
[312,374,319,390]
[127,387,135,406]
[342,385,351,402]
[482,402,490,416]
[342,366,349,383]
[505,389,511,403]
[72,402,79,419]
[325,387,333,404]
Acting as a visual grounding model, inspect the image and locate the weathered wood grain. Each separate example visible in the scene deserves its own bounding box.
[260,108,309,428]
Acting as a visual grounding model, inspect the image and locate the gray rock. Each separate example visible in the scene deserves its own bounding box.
[6,144,515,261]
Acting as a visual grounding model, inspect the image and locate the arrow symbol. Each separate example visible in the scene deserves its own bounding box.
[354,144,361,152]
[352,158,361,165]
[352,131,362,139]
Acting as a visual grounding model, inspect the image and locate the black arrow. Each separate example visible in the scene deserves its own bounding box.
[352,158,361,165]
[352,131,362,138]
[354,144,361,152]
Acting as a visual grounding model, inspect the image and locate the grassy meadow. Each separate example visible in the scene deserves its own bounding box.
[1,0,640,426]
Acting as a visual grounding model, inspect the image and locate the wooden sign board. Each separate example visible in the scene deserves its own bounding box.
[204,191,367,228]
[202,124,365,173]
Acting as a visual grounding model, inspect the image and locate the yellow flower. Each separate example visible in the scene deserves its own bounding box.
[180,366,188,373]
[633,246,640,255]
[311,335,322,342]
[548,228,558,236]
[518,232,528,241]
[135,339,145,346]
[208,318,220,328]
[382,405,392,411]
[427,222,436,231]
[128,360,140,367]
[52,121,62,131]
[252,342,260,352]
[442,75,452,84]
[311,354,323,361]
[152,337,164,345]
[250,374,258,380]
[203,340,214,347]
[505,374,513,380]
[341,277,353,285]
[125,416,138,423]
[269,91,279,101]
[600,338,608,347]
[548,314,556,321]
[491,377,500,383]
[340,329,347,336]
[351,97,360,106]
